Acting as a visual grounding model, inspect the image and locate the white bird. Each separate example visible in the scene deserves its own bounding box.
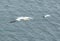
[9,17,33,23]
[16,17,33,21]
[44,15,51,18]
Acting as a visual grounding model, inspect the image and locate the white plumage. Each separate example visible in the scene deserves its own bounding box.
[16,17,33,21]
[44,15,51,18]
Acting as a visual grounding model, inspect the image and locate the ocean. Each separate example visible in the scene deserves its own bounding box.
[0,0,60,41]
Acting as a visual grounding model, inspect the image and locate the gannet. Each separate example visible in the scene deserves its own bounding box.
[9,17,33,23]
[43,15,51,18]
[16,17,33,21]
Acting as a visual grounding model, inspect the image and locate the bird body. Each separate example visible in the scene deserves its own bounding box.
[16,17,33,21]
[9,17,33,23]
[44,15,50,18]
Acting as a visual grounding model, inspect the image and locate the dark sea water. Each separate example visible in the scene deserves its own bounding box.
[0,0,60,41]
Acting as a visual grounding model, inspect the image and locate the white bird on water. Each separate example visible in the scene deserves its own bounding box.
[43,15,51,18]
[9,17,33,23]
[16,17,33,21]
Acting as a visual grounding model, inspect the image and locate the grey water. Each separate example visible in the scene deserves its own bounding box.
[0,0,60,41]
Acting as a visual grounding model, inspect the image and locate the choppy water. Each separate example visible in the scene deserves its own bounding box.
[0,0,60,41]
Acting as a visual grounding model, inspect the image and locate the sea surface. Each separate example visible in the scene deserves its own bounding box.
[0,0,60,41]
